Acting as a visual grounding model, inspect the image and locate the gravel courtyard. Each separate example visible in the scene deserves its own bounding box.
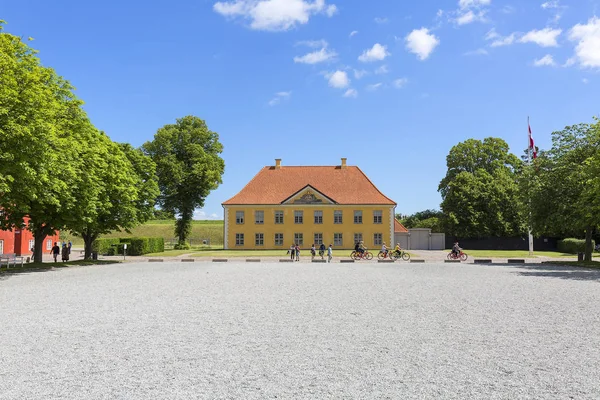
[1,262,599,399]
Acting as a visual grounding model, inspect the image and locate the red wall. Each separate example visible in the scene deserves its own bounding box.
[0,216,59,256]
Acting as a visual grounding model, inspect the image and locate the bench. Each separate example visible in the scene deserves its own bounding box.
[0,253,25,268]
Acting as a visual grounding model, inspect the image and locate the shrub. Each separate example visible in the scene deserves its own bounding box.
[92,238,121,255]
[558,238,596,254]
[174,242,191,250]
[119,237,165,255]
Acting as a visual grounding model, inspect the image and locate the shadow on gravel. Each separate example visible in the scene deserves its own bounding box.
[511,264,600,282]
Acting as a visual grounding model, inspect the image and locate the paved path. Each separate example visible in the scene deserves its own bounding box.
[1,261,599,399]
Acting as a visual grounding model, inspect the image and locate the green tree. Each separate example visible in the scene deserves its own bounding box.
[0,23,91,262]
[439,137,525,238]
[527,122,600,261]
[142,116,225,248]
[398,209,443,229]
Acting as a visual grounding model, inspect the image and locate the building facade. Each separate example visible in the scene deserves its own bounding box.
[0,216,59,256]
[222,158,396,250]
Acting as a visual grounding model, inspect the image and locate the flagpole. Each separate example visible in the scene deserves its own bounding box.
[527,116,534,257]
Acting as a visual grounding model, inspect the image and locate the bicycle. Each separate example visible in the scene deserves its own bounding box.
[390,250,410,261]
[447,250,468,261]
[377,250,395,260]
[350,250,373,260]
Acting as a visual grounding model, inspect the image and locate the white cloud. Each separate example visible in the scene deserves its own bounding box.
[343,88,358,98]
[193,210,222,220]
[454,0,490,25]
[485,29,516,47]
[405,28,440,60]
[366,82,383,91]
[541,0,566,23]
[563,57,576,67]
[485,28,500,40]
[393,78,408,88]
[455,9,487,25]
[294,47,337,64]
[541,0,558,9]
[464,48,489,55]
[568,17,600,68]
[268,91,291,106]
[519,28,562,47]
[326,70,350,88]
[349,30,358,37]
[533,54,556,66]
[374,17,389,24]
[296,39,328,48]
[458,0,491,8]
[358,43,390,62]
[213,0,338,31]
[353,69,368,79]
[375,65,389,74]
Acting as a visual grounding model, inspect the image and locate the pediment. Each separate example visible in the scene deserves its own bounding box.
[281,185,336,205]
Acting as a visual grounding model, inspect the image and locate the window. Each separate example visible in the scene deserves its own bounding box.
[373,210,383,224]
[334,233,343,247]
[255,233,264,246]
[314,233,323,245]
[29,239,35,252]
[46,239,52,250]
[235,233,244,246]
[314,210,323,224]
[354,210,363,224]
[294,210,303,224]
[294,233,304,246]
[236,211,245,224]
[0,239,3,255]
[255,211,264,225]
[275,233,284,246]
[374,233,383,246]
[334,210,343,224]
[275,211,284,224]
[354,233,363,245]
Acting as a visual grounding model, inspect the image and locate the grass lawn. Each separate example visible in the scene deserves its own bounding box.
[462,250,595,258]
[541,260,600,269]
[0,259,120,273]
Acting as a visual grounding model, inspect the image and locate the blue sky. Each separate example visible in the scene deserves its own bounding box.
[3,0,600,218]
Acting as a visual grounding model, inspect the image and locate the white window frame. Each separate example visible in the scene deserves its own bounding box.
[334,233,343,247]
[0,239,3,255]
[354,233,363,245]
[334,210,343,224]
[255,211,264,225]
[275,211,284,224]
[374,233,383,246]
[373,210,383,224]
[235,233,244,246]
[294,233,304,246]
[314,233,323,246]
[354,210,363,224]
[275,233,284,246]
[255,233,264,246]
[294,210,303,224]
[314,210,323,224]
[236,211,245,225]
[46,239,52,250]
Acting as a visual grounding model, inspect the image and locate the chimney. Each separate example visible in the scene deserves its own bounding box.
[275,159,282,169]
[341,158,347,169]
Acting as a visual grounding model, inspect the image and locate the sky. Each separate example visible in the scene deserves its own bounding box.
[2,0,600,218]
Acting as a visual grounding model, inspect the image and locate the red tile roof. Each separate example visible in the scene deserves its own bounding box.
[223,165,396,205]
[394,219,408,233]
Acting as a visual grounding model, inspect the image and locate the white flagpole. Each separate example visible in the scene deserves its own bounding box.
[528,116,534,257]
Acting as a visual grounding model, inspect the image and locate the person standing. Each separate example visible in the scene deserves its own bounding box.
[295,244,300,261]
[319,243,326,259]
[51,242,60,263]
[327,244,333,263]
[290,244,295,261]
[61,243,70,262]
[68,240,72,255]
[310,244,316,261]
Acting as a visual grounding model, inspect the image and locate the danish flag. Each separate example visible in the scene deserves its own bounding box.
[528,121,537,159]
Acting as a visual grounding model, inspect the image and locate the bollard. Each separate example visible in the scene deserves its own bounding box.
[212,259,228,263]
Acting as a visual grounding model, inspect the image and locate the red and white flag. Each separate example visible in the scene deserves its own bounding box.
[528,120,537,159]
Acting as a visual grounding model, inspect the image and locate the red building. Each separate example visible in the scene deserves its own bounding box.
[0,216,59,256]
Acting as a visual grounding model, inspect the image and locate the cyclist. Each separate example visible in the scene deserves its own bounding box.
[358,241,366,256]
[381,242,388,257]
[452,241,461,257]
[393,243,402,257]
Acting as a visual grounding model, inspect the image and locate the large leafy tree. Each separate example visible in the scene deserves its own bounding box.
[143,116,225,248]
[527,122,600,261]
[0,23,91,262]
[397,209,444,232]
[439,137,525,238]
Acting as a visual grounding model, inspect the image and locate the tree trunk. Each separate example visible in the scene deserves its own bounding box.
[82,231,97,260]
[33,226,47,263]
[175,209,193,246]
[584,226,593,262]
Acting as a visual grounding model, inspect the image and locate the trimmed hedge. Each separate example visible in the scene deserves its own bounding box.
[92,237,164,256]
[92,238,121,255]
[557,238,596,254]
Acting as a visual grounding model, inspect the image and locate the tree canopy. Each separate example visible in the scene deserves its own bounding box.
[143,116,225,248]
[438,137,525,238]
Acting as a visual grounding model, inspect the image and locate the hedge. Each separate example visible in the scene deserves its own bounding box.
[92,237,164,256]
[557,238,596,254]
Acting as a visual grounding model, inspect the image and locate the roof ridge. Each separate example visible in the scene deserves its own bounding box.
[354,166,397,205]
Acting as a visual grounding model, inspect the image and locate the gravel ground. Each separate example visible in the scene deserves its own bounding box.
[1,262,599,399]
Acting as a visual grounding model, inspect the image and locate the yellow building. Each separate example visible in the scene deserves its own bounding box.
[222,158,396,250]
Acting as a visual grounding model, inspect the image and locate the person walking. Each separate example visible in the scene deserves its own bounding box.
[68,240,72,255]
[290,244,295,261]
[295,244,300,261]
[61,243,70,262]
[51,242,60,263]
[327,244,333,263]
[310,244,316,261]
[319,243,326,259]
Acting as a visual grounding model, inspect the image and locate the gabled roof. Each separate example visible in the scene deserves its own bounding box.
[394,219,408,233]
[223,165,396,205]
